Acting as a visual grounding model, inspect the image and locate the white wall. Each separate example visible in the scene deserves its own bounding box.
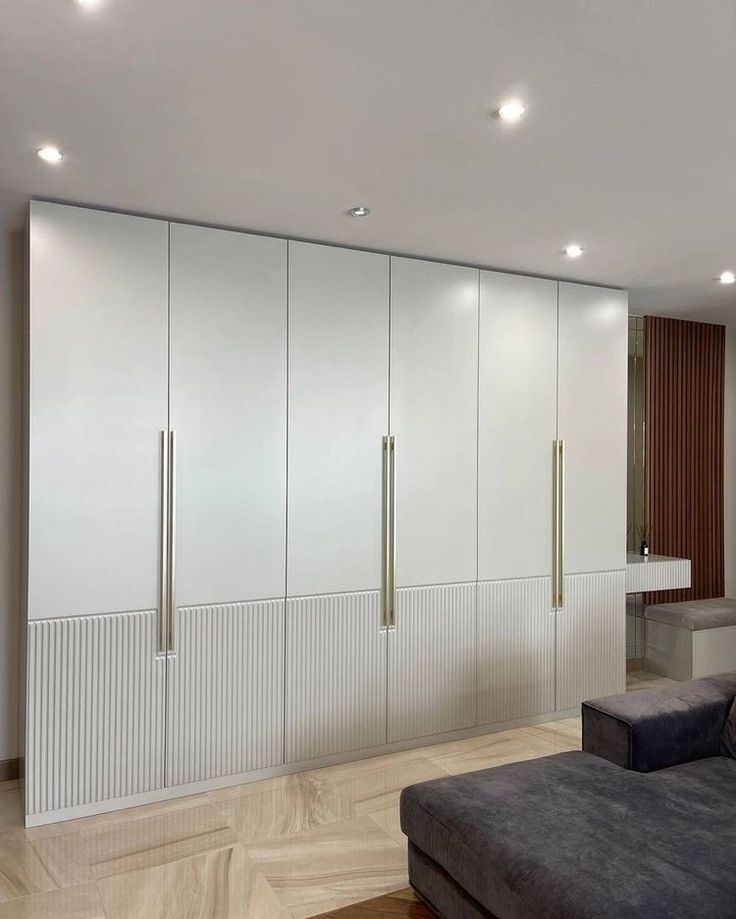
[726,324,736,598]
[680,311,736,598]
[0,217,22,762]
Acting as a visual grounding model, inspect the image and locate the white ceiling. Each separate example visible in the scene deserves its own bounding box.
[2,0,736,314]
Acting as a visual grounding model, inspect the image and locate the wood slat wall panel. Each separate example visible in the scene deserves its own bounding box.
[644,316,725,604]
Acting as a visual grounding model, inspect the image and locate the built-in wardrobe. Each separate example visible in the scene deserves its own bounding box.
[23,201,627,825]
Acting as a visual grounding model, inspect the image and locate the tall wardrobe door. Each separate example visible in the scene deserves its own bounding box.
[28,202,169,620]
[558,282,628,574]
[169,224,287,606]
[286,242,389,762]
[26,202,169,819]
[388,258,478,743]
[390,257,479,587]
[476,272,557,725]
[478,271,557,581]
[166,224,287,785]
[287,242,389,597]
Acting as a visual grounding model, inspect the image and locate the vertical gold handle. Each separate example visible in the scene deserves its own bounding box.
[388,435,396,628]
[158,431,169,655]
[552,441,558,608]
[556,440,565,607]
[167,430,177,653]
[382,435,397,629]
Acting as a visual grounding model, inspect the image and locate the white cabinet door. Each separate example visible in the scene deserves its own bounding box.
[167,225,287,786]
[169,223,287,607]
[286,243,389,759]
[558,283,628,575]
[387,258,478,742]
[478,272,557,581]
[556,570,626,709]
[28,202,169,620]
[287,241,389,596]
[390,257,479,587]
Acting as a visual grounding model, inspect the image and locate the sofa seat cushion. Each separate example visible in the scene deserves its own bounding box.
[724,698,736,759]
[400,750,736,919]
[644,597,736,631]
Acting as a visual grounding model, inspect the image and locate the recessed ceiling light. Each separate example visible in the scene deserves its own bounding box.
[37,145,64,164]
[349,206,370,218]
[496,100,527,123]
[565,243,584,258]
[74,0,102,6]
[720,271,735,285]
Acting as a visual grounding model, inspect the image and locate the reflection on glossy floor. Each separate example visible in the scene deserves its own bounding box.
[625,669,676,692]
[0,672,667,918]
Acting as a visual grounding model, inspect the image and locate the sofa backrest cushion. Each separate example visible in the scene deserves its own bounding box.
[724,698,736,759]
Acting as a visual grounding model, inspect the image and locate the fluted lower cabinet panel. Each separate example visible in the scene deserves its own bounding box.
[285,593,386,762]
[556,570,626,710]
[387,584,476,743]
[477,578,555,725]
[26,611,165,818]
[166,600,284,786]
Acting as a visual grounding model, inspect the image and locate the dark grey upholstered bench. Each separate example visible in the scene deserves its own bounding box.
[400,673,736,919]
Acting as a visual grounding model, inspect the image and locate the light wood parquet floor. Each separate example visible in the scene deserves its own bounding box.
[0,672,674,918]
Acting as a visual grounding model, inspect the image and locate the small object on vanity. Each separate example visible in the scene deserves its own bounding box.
[640,541,649,557]
[638,524,650,557]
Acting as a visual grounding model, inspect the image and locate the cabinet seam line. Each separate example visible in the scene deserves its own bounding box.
[283,239,290,762]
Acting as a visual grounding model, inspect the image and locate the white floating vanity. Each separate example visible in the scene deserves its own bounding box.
[624,553,736,682]
[625,553,691,594]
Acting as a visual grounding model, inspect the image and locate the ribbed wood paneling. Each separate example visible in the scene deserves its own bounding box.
[477,577,555,725]
[556,571,626,710]
[625,557,691,593]
[387,583,476,743]
[26,611,165,818]
[644,316,724,604]
[285,591,386,762]
[166,600,284,787]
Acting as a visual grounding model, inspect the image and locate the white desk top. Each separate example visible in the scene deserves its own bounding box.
[626,553,687,566]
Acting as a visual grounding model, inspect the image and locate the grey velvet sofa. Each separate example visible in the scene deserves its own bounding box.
[400,673,736,919]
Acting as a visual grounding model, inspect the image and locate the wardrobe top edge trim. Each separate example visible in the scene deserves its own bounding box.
[27,197,627,295]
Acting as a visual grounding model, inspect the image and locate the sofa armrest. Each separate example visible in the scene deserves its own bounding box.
[582,673,736,772]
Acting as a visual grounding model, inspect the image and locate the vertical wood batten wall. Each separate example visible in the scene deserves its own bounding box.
[644,316,725,604]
